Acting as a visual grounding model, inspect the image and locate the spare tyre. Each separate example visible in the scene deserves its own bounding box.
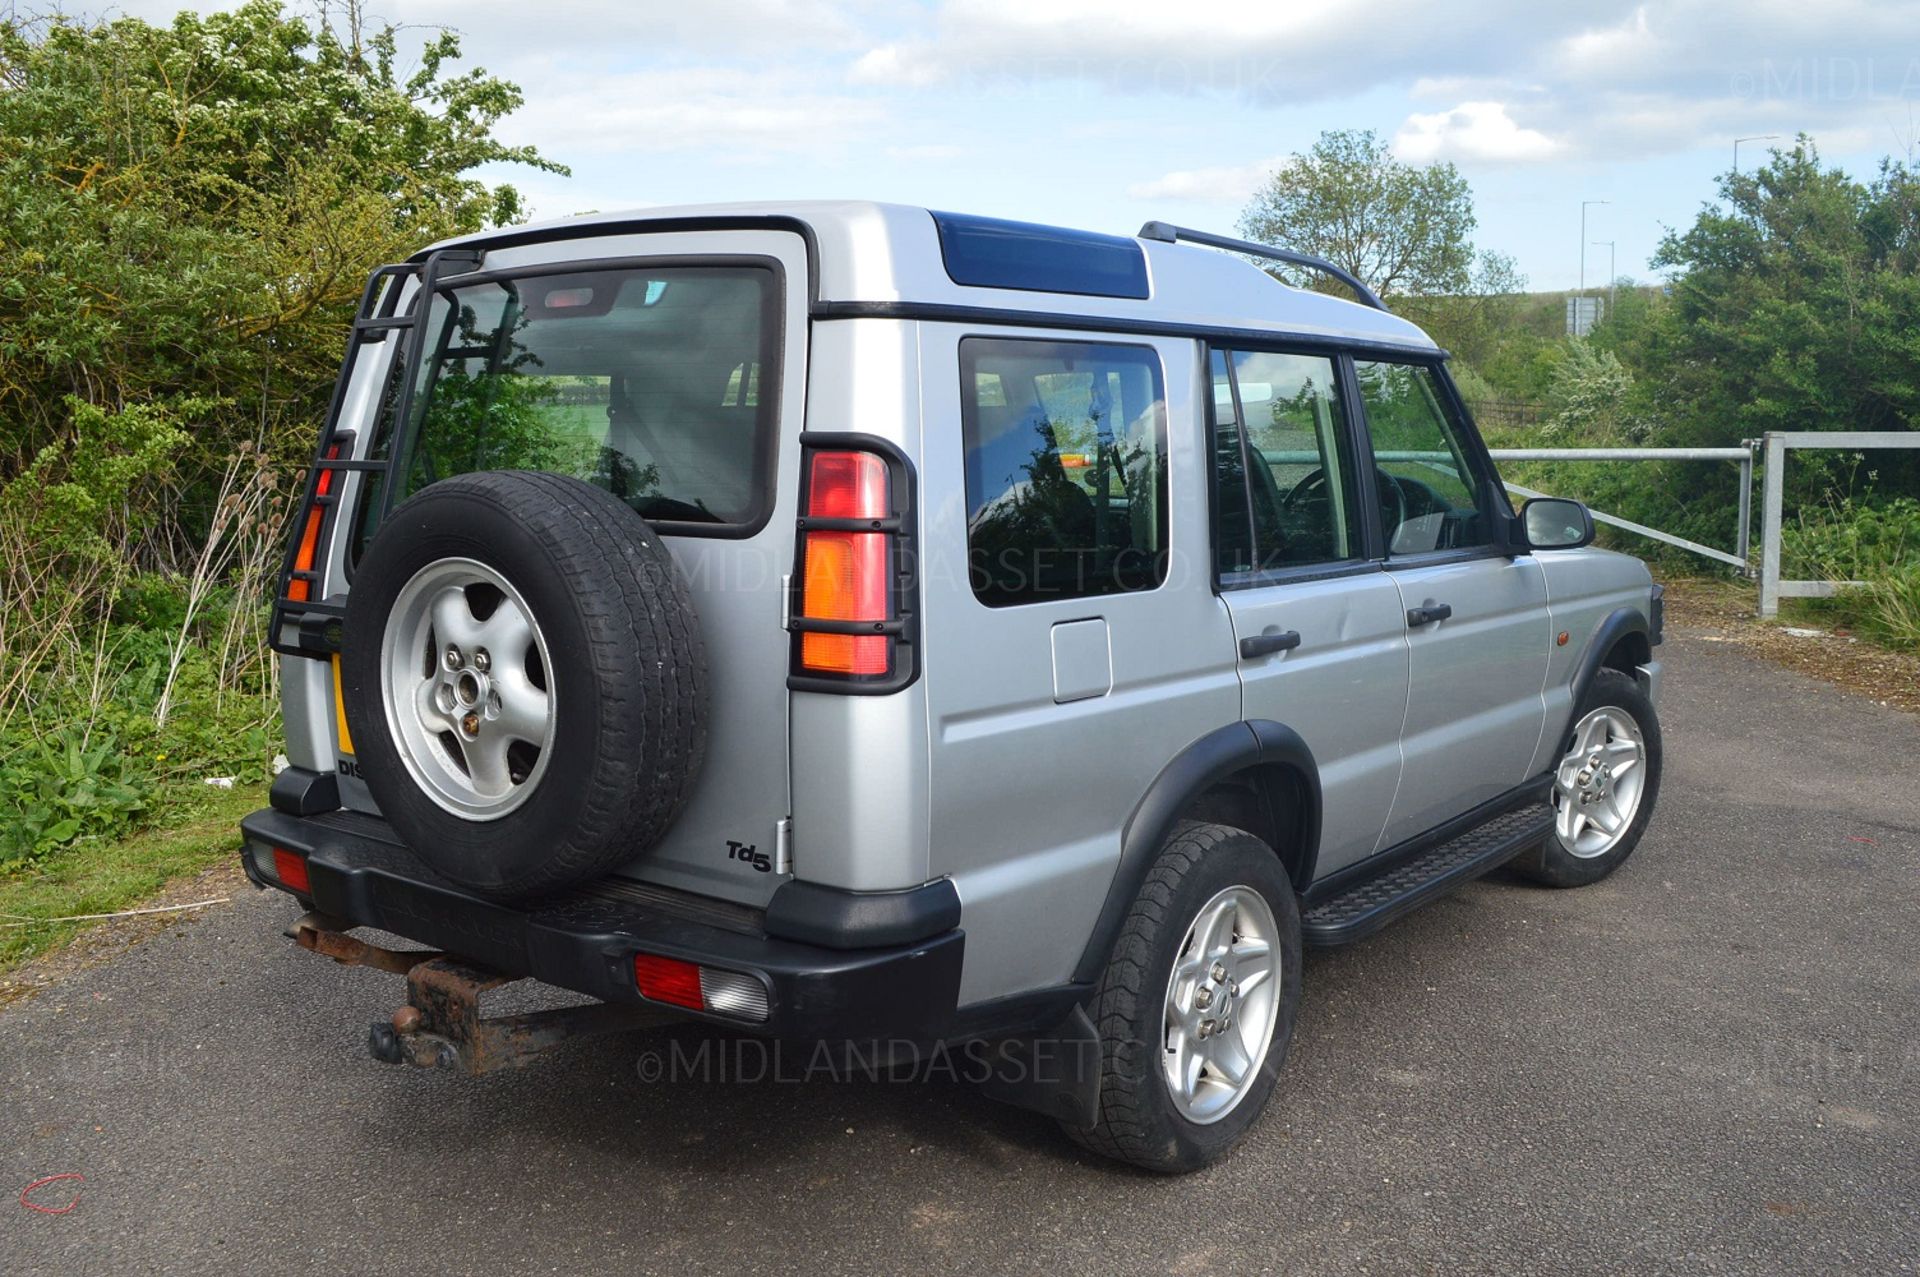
[340,471,707,899]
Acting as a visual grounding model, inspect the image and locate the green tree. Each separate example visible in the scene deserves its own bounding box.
[0,1,565,477]
[0,2,566,859]
[1602,139,1920,516]
[1238,129,1476,299]
[1399,248,1529,372]
[1636,139,1918,446]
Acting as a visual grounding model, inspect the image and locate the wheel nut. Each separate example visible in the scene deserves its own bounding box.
[1230,982,1240,997]
[1577,770,1592,784]
[472,648,490,672]
[1197,1020,1214,1039]
[461,712,480,736]
[1195,987,1214,1009]
[1210,962,1228,983]
[444,645,464,670]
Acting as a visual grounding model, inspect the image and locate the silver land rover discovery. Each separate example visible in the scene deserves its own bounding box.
[243,202,1663,1172]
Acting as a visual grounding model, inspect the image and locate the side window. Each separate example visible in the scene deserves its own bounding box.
[1353,361,1492,555]
[1208,347,1361,575]
[961,337,1168,607]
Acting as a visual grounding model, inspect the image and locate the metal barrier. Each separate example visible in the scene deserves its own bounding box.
[1261,433,1920,618]
[1489,448,1755,571]
[1757,431,1920,618]
[1265,445,1757,571]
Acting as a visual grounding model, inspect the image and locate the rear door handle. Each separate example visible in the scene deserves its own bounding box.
[1406,603,1453,627]
[1239,630,1302,659]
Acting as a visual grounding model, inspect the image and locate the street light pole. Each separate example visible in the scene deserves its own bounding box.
[1579,200,1609,334]
[1734,134,1779,172]
[1580,200,1609,294]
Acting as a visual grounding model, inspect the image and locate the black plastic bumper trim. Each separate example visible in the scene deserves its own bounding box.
[764,877,962,949]
[240,809,964,1043]
[269,765,341,817]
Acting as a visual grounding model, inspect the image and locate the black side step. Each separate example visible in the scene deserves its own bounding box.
[1302,794,1552,946]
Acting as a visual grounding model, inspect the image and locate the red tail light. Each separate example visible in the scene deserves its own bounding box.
[285,444,342,604]
[272,847,311,895]
[798,450,892,677]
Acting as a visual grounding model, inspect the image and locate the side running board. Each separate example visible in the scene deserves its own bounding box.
[1301,789,1553,946]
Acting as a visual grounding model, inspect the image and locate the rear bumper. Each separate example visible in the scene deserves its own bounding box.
[239,808,965,1043]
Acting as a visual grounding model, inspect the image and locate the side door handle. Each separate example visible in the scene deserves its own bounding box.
[1406,603,1453,627]
[1239,630,1302,659]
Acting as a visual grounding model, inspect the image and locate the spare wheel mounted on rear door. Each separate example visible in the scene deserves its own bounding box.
[340,470,708,900]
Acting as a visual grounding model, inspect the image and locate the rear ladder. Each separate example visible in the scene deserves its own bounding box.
[269,249,482,660]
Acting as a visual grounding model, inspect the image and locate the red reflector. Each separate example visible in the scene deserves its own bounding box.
[634,954,706,1010]
[273,847,311,895]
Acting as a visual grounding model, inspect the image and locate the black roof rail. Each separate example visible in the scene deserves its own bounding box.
[1137,221,1389,313]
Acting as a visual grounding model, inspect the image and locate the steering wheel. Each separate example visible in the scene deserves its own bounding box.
[1284,467,1407,538]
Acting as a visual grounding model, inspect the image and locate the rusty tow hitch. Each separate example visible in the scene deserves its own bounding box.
[286,912,671,1074]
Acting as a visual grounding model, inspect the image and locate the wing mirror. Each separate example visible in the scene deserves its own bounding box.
[1519,497,1595,550]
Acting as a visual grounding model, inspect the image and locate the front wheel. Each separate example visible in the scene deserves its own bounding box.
[1063,822,1302,1173]
[1512,667,1662,888]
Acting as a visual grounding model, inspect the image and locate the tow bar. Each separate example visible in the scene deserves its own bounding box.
[287,912,670,1074]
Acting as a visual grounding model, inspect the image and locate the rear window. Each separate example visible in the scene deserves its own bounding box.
[960,337,1169,607]
[366,263,779,536]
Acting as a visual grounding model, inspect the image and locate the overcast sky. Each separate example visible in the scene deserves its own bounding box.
[102,1,1920,291]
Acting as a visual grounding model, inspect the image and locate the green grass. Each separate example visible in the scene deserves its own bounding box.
[0,781,267,971]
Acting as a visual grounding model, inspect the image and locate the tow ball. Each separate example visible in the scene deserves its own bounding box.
[286,912,669,1074]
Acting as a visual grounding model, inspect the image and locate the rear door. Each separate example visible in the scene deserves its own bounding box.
[1351,358,1550,847]
[322,228,809,904]
[919,329,1242,1005]
[1209,347,1411,880]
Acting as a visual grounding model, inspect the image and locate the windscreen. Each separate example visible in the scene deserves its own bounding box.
[364,263,779,535]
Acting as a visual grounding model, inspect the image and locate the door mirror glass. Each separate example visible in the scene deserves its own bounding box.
[1521,497,1595,550]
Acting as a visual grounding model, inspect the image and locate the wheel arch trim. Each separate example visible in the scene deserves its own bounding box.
[1071,720,1322,985]
[1562,606,1651,744]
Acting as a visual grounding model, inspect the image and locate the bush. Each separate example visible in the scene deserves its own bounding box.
[1783,496,1920,652]
[0,3,557,878]
[0,724,148,866]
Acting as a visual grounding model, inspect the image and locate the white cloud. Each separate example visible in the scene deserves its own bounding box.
[1393,102,1561,165]
[403,0,868,57]
[850,45,945,88]
[884,143,969,160]
[499,67,883,157]
[844,0,1611,104]
[1126,158,1282,203]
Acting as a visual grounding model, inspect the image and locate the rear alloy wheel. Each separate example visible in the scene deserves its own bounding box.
[1063,822,1301,1173]
[1160,886,1283,1125]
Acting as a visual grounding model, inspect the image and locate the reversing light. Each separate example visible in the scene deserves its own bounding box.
[272,847,311,895]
